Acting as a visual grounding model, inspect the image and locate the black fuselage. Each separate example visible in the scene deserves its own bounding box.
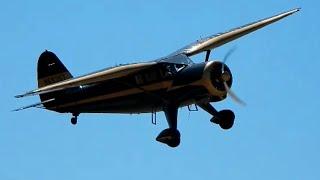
[43,62,224,114]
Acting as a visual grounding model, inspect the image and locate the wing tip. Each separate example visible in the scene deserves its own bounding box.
[280,8,301,18]
[292,7,301,13]
[12,108,23,112]
[14,93,32,98]
[15,89,40,98]
[14,94,24,98]
[286,7,300,15]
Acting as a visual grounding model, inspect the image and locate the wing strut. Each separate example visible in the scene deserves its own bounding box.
[205,50,211,62]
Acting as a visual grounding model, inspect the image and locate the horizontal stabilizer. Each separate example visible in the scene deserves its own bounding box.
[12,98,55,111]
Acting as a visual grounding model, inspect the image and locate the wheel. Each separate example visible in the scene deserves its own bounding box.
[167,137,180,147]
[218,110,235,130]
[166,129,180,147]
[71,117,77,125]
[210,110,235,130]
[156,128,181,148]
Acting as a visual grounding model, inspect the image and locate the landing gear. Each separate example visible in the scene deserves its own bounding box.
[156,128,180,147]
[198,103,235,130]
[210,110,235,130]
[70,113,79,125]
[156,105,181,148]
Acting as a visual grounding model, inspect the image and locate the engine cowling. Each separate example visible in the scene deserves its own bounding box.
[201,61,233,98]
[171,61,232,101]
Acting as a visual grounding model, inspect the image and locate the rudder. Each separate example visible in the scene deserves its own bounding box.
[37,50,73,88]
[37,50,73,102]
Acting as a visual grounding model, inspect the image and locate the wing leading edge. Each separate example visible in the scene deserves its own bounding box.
[171,8,300,57]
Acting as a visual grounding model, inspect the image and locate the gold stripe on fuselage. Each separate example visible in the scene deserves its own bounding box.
[38,72,72,88]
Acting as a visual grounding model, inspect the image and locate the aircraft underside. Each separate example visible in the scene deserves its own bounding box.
[50,85,214,114]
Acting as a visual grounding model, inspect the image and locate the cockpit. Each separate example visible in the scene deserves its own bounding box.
[157,54,194,65]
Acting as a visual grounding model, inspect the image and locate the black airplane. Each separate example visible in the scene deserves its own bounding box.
[15,8,300,147]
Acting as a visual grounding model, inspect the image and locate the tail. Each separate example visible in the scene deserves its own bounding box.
[37,50,73,101]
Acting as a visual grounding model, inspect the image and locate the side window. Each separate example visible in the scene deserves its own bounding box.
[135,74,144,85]
[174,64,186,72]
[135,66,171,85]
[144,71,157,82]
[161,63,186,78]
[161,64,176,77]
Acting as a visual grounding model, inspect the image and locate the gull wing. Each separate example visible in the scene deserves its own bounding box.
[171,8,300,57]
[15,62,157,98]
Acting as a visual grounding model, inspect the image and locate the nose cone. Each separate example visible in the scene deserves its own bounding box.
[209,61,233,92]
[221,71,231,82]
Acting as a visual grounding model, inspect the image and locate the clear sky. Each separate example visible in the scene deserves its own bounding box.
[1,0,319,180]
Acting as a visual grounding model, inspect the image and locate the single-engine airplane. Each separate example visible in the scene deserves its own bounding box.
[15,8,300,147]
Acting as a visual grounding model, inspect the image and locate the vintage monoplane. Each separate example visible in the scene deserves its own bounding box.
[15,8,300,147]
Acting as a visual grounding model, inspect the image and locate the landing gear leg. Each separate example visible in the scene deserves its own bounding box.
[156,105,180,147]
[71,113,79,125]
[198,103,235,130]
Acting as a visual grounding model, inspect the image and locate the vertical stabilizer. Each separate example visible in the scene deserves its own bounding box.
[37,50,73,101]
[37,50,73,88]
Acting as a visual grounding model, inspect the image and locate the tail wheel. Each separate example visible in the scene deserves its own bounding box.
[71,117,77,125]
[70,113,79,125]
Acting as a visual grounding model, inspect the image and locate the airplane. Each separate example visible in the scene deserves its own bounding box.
[15,8,300,147]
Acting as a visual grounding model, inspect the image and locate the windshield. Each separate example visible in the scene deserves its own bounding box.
[157,54,194,65]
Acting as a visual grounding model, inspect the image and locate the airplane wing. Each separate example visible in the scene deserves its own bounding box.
[16,8,299,99]
[170,8,300,57]
[15,62,157,98]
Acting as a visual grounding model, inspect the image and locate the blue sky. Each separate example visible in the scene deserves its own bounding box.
[1,0,319,179]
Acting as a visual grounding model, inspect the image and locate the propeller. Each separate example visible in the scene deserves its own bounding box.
[221,47,246,106]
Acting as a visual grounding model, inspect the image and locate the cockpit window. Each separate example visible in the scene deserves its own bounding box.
[161,63,187,78]
[157,54,194,65]
[174,64,186,72]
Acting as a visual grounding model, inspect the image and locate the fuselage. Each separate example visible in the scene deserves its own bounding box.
[43,60,231,114]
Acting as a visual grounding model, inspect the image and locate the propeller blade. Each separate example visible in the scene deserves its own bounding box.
[223,82,246,106]
[223,46,237,64]
[222,47,237,72]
